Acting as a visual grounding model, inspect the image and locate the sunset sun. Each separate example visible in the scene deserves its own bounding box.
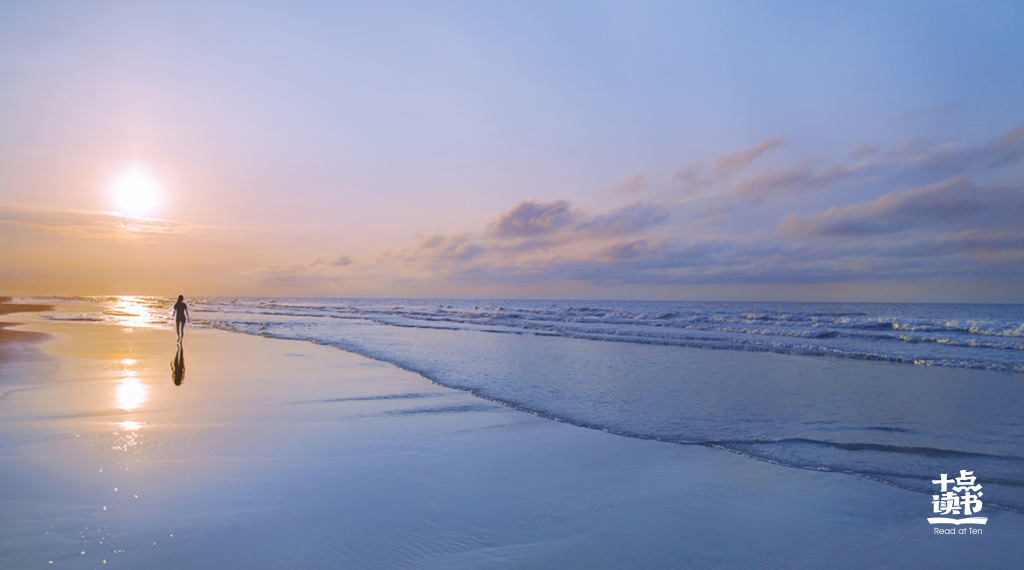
[111,167,161,216]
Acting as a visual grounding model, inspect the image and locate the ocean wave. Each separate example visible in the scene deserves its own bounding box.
[34,296,1023,373]
[181,298,1024,513]
[712,437,1024,461]
[188,298,1024,374]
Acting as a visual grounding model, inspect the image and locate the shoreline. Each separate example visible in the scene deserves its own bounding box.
[206,309,1024,514]
[241,325,1024,515]
[0,297,53,348]
[0,299,53,390]
[1,302,1021,568]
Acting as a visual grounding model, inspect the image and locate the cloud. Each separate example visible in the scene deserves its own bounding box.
[244,198,674,289]
[878,230,1024,263]
[594,239,663,262]
[612,173,649,194]
[0,205,287,296]
[713,137,785,177]
[416,234,447,250]
[732,159,865,199]
[576,202,669,236]
[410,232,489,259]
[244,254,358,288]
[0,205,199,242]
[694,121,1024,208]
[672,137,785,194]
[310,253,353,267]
[672,161,703,187]
[988,122,1024,166]
[851,144,880,158]
[885,121,1024,170]
[485,199,577,239]
[227,122,1024,300]
[781,177,1024,237]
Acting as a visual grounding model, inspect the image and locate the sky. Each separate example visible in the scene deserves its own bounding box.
[1,0,1022,301]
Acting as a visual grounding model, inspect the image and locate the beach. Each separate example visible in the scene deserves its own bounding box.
[2,299,1022,569]
[4,1,1023,567]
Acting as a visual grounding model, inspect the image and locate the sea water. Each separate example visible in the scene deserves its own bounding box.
[38,297,1024,511]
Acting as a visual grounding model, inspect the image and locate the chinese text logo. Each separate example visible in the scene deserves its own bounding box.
[928,470,987,526]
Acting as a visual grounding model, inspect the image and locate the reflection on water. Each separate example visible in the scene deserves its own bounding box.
[111,352,151,453]
[116,375,148,411]
[112,421,146,453]
[171,344,185,386]
[105,296,166,330]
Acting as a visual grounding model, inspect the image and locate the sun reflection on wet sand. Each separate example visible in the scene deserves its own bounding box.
[112,421,147,452]
[106,297,166,330]
[115,375,148,411]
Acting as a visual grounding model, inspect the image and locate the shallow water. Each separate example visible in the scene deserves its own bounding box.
[35,296,1024,511]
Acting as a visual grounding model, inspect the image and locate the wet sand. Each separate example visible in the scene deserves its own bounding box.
[0,297,51,342]
[0,321,48,361]
[1,302,1022,569]
[0,298,52,392]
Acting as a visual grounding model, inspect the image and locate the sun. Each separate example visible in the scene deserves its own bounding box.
[111,167,161,216]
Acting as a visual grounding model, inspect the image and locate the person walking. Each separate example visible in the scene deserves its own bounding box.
[173,295,190,343]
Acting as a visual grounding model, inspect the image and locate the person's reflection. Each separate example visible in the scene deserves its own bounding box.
[171,344,185,386]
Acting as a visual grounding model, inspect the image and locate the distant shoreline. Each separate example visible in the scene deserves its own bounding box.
[0,298,53,364]
[0,297,54,315]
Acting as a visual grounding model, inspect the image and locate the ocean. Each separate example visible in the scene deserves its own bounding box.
[36,296,1024,512]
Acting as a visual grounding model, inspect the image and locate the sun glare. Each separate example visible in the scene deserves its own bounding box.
[115,374,148,411]
[111,167,161,216]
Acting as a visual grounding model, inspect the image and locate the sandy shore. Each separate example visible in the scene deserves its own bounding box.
[0,298,52,367]
[1,301,1021,569]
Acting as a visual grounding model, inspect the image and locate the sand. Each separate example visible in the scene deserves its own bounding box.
[1,301,1022,569]
[0,298,51,366]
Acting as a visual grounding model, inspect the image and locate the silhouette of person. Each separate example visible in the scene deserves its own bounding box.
[171,344,185,386]
[173,295,190,342]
